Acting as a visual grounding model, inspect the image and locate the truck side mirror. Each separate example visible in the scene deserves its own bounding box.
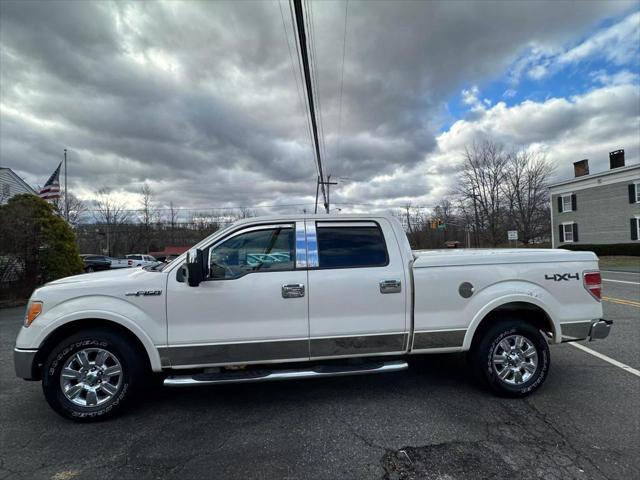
[186,248,205,287]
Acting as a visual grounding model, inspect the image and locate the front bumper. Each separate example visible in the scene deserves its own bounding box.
[589,319,612,341]
[14,348,38,380]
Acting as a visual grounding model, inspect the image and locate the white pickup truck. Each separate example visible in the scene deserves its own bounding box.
[14,214,611,421]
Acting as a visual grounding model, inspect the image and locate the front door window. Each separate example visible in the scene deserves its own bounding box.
[209,225,295,279]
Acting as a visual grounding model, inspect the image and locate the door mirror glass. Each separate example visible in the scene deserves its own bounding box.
[186,248,204,287]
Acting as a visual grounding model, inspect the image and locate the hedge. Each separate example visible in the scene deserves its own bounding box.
[559,243,640,256]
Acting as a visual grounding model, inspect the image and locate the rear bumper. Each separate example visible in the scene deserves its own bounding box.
[561,319,612,342]
[14,348,38,380]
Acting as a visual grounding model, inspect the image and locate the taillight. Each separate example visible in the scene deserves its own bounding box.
[128,260,133,266]
[583,271,601,301]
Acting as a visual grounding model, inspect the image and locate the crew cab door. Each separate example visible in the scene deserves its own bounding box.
[306,219,409,359]
[164,222,309,368]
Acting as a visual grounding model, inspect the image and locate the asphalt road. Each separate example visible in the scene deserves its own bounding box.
[1,276,638,480]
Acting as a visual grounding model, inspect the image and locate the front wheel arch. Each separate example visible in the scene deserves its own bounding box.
[34,319,151,381]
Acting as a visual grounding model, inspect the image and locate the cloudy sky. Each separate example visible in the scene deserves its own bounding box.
[1,0,639,216]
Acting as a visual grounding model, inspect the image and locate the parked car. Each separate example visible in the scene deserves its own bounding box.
[15,214,610,421]
[125,254,158,267]
[107,257,131,269]
[79,254,111,273]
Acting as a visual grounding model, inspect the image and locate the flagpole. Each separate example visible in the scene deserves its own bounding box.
[64,149,68,222]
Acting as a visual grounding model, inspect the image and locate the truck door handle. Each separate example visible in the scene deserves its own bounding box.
[282,283,305,298]
[379,280,401,294]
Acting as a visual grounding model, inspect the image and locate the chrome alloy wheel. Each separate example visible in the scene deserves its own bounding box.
[492,335,538,385]
[59,348,123,407]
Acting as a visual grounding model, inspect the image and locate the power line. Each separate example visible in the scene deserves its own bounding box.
[278,0,317,178]
[305,0,327,168]
[336,0,349,167]
[288,0,319,180]
[81,203,319,213]
[293,0,328,213]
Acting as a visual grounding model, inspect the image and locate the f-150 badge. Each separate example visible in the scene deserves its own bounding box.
[544,273,579,281]
[125,290,162,296]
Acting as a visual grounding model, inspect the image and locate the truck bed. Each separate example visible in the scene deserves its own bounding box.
[412,248,597,268]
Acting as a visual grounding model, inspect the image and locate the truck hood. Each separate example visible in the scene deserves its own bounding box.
[30,267,167,316]
[413,248,598,268]
[46,267,147,286]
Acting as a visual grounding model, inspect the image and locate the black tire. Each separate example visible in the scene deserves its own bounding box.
[42,328,147,422]
[471,319,550,397]
[85,266,94,273]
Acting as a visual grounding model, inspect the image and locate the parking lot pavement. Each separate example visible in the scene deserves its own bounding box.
[593,272,640,368]
[1,291,639,480]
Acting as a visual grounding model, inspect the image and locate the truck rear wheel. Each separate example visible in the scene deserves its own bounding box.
[42,328,146,422]
[471,319,550,397]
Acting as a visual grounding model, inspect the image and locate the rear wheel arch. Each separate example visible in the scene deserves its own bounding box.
[467,301,556,351]
[34,319,154,380]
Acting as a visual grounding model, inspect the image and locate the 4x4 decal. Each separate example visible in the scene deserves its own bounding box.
[544,273,579,281]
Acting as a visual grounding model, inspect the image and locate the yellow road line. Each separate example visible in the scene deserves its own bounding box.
[602,296,640,308]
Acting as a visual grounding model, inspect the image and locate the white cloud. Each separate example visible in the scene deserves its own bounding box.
[511,11,640,82]
[437,82,640,180]
[461,85,491,111]
[559,11,640,65]
[590,69,640,86]
[338,81,640,211]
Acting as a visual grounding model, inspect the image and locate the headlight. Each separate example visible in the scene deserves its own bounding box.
[24,301,43,327]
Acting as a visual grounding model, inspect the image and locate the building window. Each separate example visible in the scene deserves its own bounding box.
[635,182,640,203]
[632,217,640,241]
[559,222,578,243]
[558,193,576,213]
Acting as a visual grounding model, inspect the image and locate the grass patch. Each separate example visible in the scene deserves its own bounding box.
[598,256,640,270]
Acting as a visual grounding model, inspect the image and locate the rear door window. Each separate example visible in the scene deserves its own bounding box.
[316,223,388,269]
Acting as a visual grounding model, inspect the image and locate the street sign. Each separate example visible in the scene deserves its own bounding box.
[508,230,518,241]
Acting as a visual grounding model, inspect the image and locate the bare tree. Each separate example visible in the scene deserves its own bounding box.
[168,201,178,245]
[51,192,87,227]
[139,184,158,226]
[503,149,554,244]
[139,183,158,253]
[457,140,509,246]
[92,188,131,256]
[403,203,415,234]
[236,207,256,219]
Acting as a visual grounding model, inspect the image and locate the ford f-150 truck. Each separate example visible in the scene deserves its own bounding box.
[14,214,611,421]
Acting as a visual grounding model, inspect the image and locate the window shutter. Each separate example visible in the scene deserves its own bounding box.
[630,184,637,204]
[632,219,638,241]
[571,194,577,211]
[559,225,564,243]
[572,223,579,242]
[557,197,562,213]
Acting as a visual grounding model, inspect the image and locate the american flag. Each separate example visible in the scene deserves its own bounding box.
[39,162,62,200]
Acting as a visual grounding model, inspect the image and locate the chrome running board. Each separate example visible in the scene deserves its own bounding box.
[163,360,408,387]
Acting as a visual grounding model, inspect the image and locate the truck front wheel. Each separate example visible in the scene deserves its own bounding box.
[472,320,550,397]
[42,328,146,422]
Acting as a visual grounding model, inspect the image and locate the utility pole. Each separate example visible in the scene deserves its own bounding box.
[315,176,337,213]
[293,0,328,213]
[64,148,69,222]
